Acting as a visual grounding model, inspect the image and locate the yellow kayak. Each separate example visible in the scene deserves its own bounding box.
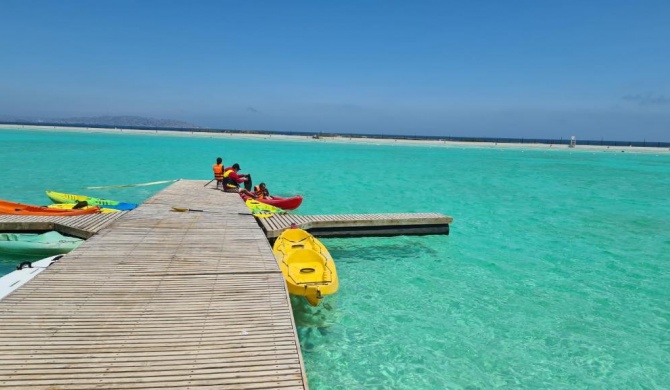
[47,204,119,214]
[245,199,284,218]
[272,228,338,306]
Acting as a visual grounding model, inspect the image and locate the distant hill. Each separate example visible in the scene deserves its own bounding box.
[0,115,203,129]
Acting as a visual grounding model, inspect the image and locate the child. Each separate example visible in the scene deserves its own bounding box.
[212,157,224,189]
[253,183,272,200]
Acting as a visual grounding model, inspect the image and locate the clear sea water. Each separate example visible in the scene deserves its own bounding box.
[1,128,669,389]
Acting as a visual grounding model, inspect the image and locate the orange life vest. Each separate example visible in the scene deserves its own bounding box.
[254,185,269,199]
[212,163,224,180]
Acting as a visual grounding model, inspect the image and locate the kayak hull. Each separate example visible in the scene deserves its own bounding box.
[272,228,338,306]
[241,194,303,211]
[0,255,62,300]
[46,190,138,211]
[0,200,100,216]
[0,231,83,256]
[48,204,118,213]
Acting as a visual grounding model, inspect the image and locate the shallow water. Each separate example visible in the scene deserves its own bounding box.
[1,128,669,389]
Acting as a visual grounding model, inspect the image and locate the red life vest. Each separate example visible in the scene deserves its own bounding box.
[222,168,238,188]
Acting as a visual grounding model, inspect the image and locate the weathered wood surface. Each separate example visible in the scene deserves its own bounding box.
[0,180,307,389]
[259,212,453,238]
[0,212,128,238]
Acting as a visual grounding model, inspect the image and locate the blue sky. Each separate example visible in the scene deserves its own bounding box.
[1,1,668,140]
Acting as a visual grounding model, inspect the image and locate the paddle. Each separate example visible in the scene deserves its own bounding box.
[172,207,204,212]
[171,206,251,215]
[86,179,179,190]
[72,201,89,209]
[244,174,253,191]
[203,179,215,187]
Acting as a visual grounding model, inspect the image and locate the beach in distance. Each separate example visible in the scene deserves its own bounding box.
[2,123,668,154]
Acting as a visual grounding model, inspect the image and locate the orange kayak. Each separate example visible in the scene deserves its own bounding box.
[0,200,100,216]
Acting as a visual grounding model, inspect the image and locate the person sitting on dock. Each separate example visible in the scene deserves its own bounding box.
[253,183,273,200]
[222,163,255,197]
[212,157,224,189]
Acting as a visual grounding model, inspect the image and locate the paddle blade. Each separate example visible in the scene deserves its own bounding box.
[171,207,205,212]
[73,201,89,209]
[244,174,253,191]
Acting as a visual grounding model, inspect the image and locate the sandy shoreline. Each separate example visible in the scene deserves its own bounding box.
[2,124,668,154]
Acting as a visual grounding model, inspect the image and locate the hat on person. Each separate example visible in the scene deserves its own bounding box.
[232,163,240,170]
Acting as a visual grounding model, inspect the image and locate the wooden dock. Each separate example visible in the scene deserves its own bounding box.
[0,180,453,389]
[0,180,307,389]
[0,194,453,242]
[0,211,128,239]
[258,212,452,239]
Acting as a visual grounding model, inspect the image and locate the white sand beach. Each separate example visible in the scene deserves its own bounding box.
[2,124,668,154]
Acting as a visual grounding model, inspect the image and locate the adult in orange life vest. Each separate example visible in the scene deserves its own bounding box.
[253,183,272,200]
[212,157,224,189]
[222,163,255,197]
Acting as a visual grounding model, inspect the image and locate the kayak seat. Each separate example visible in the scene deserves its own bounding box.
[285,249,326,284]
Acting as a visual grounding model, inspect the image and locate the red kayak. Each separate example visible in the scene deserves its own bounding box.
[240,194,303,211]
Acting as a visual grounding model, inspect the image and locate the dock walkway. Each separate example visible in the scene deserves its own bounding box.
[0,211,127,238]
[259,212,452,239]
[0,180,307,389]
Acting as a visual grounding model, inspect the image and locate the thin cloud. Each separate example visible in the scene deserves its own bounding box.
[246,107,260,113]
[622,93,670,106]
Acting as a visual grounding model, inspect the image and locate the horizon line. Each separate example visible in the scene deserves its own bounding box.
[1,121,669,147]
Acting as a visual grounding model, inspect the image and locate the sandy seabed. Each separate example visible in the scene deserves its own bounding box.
[2,124,668,154]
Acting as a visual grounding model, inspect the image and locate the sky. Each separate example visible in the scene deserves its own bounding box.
[1,1,669,141]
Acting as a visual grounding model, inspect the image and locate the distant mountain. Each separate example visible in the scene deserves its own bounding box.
[0,115,203,129]
[56,115,203,129]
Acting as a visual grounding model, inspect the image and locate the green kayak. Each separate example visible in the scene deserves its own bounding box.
[46,190,138,211]
[0,231,83,257]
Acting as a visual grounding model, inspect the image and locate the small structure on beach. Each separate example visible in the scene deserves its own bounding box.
[569,136,576,148]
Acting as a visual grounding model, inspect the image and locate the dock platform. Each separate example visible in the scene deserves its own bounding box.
[0,180,307,389]
[0,180,453,389]
[258,212,452,239]
[0,211,127,238]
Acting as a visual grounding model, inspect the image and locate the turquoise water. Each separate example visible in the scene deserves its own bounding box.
[1,128,669,389]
